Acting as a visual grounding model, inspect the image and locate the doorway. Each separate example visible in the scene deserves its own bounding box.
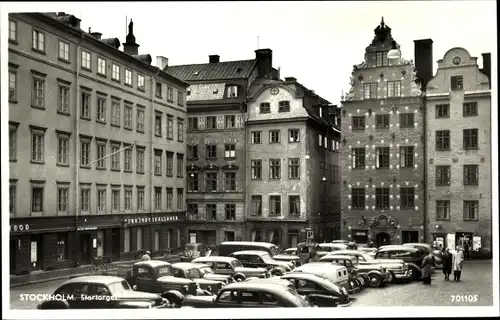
[10,239,18,274]
[189,233,197,244]
[30,234,42,270]
[402,231,419,244]
[376,232,391,247]
[111,228,121,262]
[79,233,92,265]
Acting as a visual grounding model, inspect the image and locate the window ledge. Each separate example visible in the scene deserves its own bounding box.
[31,105,46,111]
[56,163,70,168]
[167,137,173,140]
[96,167,107,171]
[224,157,236,161]
[30,160,45,165]
[137,130,145,134]
[81,67,92,72]
[9,99,18,104]
[97,73,107,78]
[166,174,173,177]
[111,168,121,172]
[9,39,18,45]
[155,134,162,138]
[10,159,17,163]
[111,78,120,84]
[124,169,133,173]
[32,48,46,55]
[80,116,91,121]
[138,88,145,92]
[154,173,162,176]
[57,110,71,116]
[96,120,107,125]
[58,57,71,64]
[80,165,91,169]
[125,83,133,88]
[111,123,121,128]
[178,140,184,143]
[124,126,133,131]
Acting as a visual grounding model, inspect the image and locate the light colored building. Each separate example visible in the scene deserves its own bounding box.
[424,48,492,254]
[8,12,188,275]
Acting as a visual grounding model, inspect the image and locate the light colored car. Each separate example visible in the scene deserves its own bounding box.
[292,262,350,292]
[191,256,269,281]
[315,243,349,258]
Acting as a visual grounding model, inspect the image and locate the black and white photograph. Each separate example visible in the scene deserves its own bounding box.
[1,1,498,318]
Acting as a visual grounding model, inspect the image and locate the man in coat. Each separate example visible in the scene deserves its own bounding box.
[441,248,453,280]
[421,252,433,285]
[141,250,151,261]
[452,246,464,281]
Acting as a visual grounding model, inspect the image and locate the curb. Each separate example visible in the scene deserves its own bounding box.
[10,273,90,288]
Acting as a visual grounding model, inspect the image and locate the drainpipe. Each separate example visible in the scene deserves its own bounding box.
[421,93,428,243]
[242,101,249,241]
[150,70,160,252]
[75,31,84,267]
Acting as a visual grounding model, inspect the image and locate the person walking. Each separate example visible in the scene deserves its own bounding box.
[464,242,470,260]
[141,250,151,261]
[452,246,464,281]
[441,248,453,280]
[421,252,433,285]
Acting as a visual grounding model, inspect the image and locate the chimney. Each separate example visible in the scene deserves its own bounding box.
[90,32,102,40]
[255,48,273,77]
[209,55,220,63]
[285,77,297,82]
[481,53,491,88]
[122,19,139,56]
[413,39,433,91]
[157,56,169,70]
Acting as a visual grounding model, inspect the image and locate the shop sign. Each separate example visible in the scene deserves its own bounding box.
[11,224,30,232]
[77,226,98,231]
[124,215,179,225]
[352,231,367,236]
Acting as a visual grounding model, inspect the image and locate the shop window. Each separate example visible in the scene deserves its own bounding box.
[57,233,68,260]
[124,228,130,252]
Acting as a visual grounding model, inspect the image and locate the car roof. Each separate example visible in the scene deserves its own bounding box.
[297,263,346,270]
[377,246,419,252]
[133,260,172,268]
[192,256,237,263]
[282,272,328,282]
[320,255,355,260]
[221,241,277,248]
[62,275,125,286]
[318,243,346,247]
[328,250,362,254]
[284,248,297,251]
[222,281,291,293]
[172,262,198,269]
[185,243,205,247]
[231,250,269,256]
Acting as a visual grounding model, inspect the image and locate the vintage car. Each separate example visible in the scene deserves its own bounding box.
[403,243,442,268]
[374,246,424,280]
[272,253,303,266]
[181,282,311,308]
[180,243,210,262]
[229,250,294,273]
[315,243,349,258]
[292,263,351,293]
[38,276,169,309]
[171,262,226,293]
[331,240,358,250]
[191,263,234,284]
[358,247,377,258]
[191,256,269,281]
[218,241,279,257]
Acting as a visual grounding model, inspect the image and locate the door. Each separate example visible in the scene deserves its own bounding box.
[111,228,120,262]
[135,266,157,293]
[402,231,419,243]
[10,239,17,274]
[154,231,160,252]
[189,233,197,244]
[289,234,298,248]
[96,231,104,257]
[375,232,390,247]
[79,234,92,265]
[30,235,42,270]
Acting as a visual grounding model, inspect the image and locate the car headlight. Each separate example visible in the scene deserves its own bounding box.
[350,281,354,287]
[341,287,348,295]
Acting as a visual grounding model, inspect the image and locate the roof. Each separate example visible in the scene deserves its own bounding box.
[328,250,361,255]
[133,260,171,268]
[296,263,346,270]
[318,243,347,248]
[281,272,328,282]
[172,262,198,270]
[192,256,237,263]
[230,250,269,256]
[62,275,124,285]
[221,242,277,249]
[320,255,355,260]
[165,60,257,82]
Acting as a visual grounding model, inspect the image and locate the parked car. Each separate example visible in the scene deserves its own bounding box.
[331,240,358,250]
[374,246,424,280]
[171,262,226,293]
[229,250,294,274]
[38,276,169,309]
[218,241,279,257]
[315,243,349,258]
[191,263,234,284]
[272,253,303,266]
[191,256,269,281]
[403,243,442,268]
[181,282,311,308]
[292,263,350,292]
[180,243,210,262]
[358,247,377,258]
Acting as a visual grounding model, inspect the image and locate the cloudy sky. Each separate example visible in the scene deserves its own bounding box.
[3,1,497,104]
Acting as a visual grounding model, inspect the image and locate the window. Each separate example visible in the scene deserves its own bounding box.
[269,159,281,179]
[57,85,70,114]
[95,96,106,122]
[386,81,401,98]
[436,130,450,151]
[125,69,132,86]
[124,103,132,129]
[137,228,144,250]
[225,144,236,158]
[399,146,414,168]
[260,102,271,113]
[31,185,44,213]
[57,134,70,165]
[9,125,17,161]
[137,108,145,132]
[375,147,390,168]
[376,114,389,128]
[225,115,236,128]
[269,130,280,143]
[81,50,91,69]
[436,200,450,220]
[57,185,69,212]
[187,203,198,215]
[375,51,388,67]
[112,63,120,81]
[137,187,145,211]
[167,87,174,102]
[177,189,184,210]
[154,150,162,175]
[225,204,236,220]
[463,102,478,117]
[464,165,479,185]
[97,187,106,212]
[278,101,290,112]
[80,139,91,167]
[206,145,217,159]
[288,158,300,179]
[111,100,121,126]
[188,173,199,192]
[227,85,239,98]
[97,58,106,75]
[124,147,132,172]
[375,188,390,209]
[58,40,70,61]
[251,196,262,216]
[156,82,162,98]
[352,116,365,130]
[9,71,17,102]
[10,183,16,214]
[206,116,217,129]
[400,187,415,209]
[112,188,120,211]
[399,113,414,128]
[251,131,261,144]
[124,188,132,211]
[80,186,90,212]
[188,117,198,130]
[95,141,106,169]
[155,113,162,136]
[155,187,162,210]
[251,160,262,180]
[177,119,184,142]
[451,75,463,90]
[206,204,217,220]
[363,83,377,99]
[124,229,131,252]
[136,147,145,173]
[288,129,300,142]
[137,74,145,90]
[224,172,236,191]
[187,146,198,160]
[80,91,90,119]
[9,20,17,42]
[269,196,281,216]
[32,29,45,51]
[351,188,365,209]
[31,128,45,163]
[463,129,478,150]
[435,104,450,118]
[463,201,478,220]
[351,148,365,169]
[166,152,174,176]
[177,154,184,178]
[32,77,45,108]
[166,188,173,209]
[206,172,218,192]
[111,144,120,170]
[177,91,184,106]
[435,166,451,186]
[289,196,300,216]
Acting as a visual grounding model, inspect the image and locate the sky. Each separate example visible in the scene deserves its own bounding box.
[2,1,497,105]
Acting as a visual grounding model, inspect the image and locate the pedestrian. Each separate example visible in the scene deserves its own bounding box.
[421,252,433,285]
[452,246,464,281]
[464,242,470,260]
[441,248,453,280]
[141,250,151,261]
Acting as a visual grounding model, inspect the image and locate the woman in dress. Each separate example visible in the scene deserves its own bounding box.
[421,252,433,285]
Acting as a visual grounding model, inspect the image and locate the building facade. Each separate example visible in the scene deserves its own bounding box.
[424,48,492,253]
[8,12,188,275]
[340,19,427,247]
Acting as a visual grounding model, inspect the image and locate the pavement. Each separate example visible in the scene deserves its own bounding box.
[8,259,493,309]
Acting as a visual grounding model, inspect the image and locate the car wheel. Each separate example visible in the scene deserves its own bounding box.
[368,274,383,288]
[162,290,184,308]
[233,274,246,282]
[39,300,70,309]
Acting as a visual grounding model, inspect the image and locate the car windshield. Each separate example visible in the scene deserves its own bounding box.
[108,280,132,294]
[186,268,202,279]
[158,266,173,277]
[231,260,243,268]
[285,289,310,307]
[261,253,273,261]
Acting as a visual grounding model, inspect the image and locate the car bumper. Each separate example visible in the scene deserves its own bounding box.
[391,269,413,280]
[337,299,353,307]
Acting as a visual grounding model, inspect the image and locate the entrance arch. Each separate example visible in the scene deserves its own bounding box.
[376,232,391,247]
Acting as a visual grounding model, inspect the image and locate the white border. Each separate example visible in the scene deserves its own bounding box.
[1,1,498,319]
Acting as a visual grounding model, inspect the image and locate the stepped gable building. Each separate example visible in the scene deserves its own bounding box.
[8,12,188,275]
[340,18,430,246]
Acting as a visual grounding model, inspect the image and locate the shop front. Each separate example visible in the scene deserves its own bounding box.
[246,220,319,249]
[186,221,245,247]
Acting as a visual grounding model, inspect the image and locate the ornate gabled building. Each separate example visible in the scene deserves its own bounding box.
[340,18,428,246]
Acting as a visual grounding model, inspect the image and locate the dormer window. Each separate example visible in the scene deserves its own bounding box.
[227,85,238,98]
[186,89,191,96]
[260,103,270,114]
[451,76,463,90]
[278,101,290,112]
[375,51,389,67]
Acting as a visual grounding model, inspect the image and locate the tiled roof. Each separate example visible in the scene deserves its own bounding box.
[187,83,226,101]
[165,59,257,81]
